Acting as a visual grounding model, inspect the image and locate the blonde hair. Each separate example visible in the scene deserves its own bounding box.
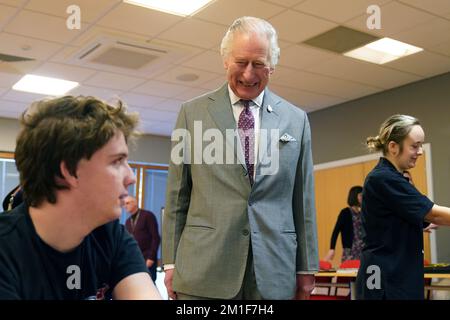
[367,114,420,155]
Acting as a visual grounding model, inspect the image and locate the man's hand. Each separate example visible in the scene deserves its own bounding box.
[295,274,315,300]
[164,268,177,300]
[146,259,154,268]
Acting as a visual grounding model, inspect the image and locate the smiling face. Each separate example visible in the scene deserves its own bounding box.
[389,125,425,172]
[223,32,273,100]
[75,131,136,225]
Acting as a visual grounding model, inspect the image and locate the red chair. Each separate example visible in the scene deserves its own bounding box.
[339,259,360,269]
[319,260,332,271]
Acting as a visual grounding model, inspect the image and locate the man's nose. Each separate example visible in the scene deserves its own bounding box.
[125,162,136,186]
[242,63,255,78]
[417,146,423,155]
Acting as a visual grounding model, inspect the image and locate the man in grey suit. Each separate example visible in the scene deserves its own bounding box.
[163,16,318,300]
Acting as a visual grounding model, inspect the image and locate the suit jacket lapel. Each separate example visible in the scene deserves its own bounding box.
[256,89,281,182]
[207,84,246,169]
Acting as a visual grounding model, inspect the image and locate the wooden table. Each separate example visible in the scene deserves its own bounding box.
[315,271,450,299]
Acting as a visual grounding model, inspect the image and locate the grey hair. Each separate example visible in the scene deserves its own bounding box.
[367,114,420,155]
[220,16,280,68]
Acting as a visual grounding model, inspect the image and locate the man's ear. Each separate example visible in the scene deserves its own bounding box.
[58,161,78,188]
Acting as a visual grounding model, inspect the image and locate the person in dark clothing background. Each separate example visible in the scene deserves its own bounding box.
[324,186,363,263]
[124,196,160,283]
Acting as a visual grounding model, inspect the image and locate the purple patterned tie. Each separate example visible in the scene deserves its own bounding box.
[238,99,255,185]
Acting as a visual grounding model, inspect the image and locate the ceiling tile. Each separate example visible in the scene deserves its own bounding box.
[0,99,27,113]
[139,119,174,137]
[269,9,337,43]
[69,85,123,101]
[263,0,305,8]
[84,71,146,90]
[2,89,47,103]
[174,87,209,101]
[294,0,391,24]
[32,62,97,82]
[387,51,450,77]
[392,17,450,50]
[153,65,221,87]
[345,1,435,37]
[0,0,26,7]
[97,2,182,37]
[133,80,189,98]
[132,107,178,123]
[25,0,120,23]
[158,18,227,49]
[269,83,345,111]
[152,98,183,113]
[195,0,285,26]
[119,92,165,108]
[0,4,16,27]
[278,44,337,70]
[0,70,22,87]
[398,0,450,19]
[0,99,28,118]
[431,39,450,57]
[197,75,226,91]
[0,33,63,61]
[4,10,85,44]
[0,87,9,96]
[306,55,422,89]
[271,66,382,99]
[181,50,225,74]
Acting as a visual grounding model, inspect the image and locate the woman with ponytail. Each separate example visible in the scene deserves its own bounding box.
[355,114,450,300]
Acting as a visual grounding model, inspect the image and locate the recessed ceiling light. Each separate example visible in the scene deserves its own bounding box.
[123,0,215,17]
[343,37,423,64]
[13,74,79,96]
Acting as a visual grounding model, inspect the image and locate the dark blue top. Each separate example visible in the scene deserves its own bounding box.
[356,158,433,300]
[0,203,148,299]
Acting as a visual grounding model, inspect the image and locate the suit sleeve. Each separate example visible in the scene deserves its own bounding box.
[293,112,319,272]
[162,105,192,265]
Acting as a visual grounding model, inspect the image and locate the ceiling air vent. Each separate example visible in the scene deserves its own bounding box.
[72,36,187,75]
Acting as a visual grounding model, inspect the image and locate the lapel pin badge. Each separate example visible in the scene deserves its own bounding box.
[267,105,273,113]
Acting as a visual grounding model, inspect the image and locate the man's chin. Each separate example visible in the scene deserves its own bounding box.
[237,87,262,99]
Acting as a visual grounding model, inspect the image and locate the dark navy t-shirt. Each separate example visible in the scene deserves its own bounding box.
[0,203,148,300]
[356,158,434,300]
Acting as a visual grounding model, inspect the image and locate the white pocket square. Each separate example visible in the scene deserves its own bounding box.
[279,133,296,142]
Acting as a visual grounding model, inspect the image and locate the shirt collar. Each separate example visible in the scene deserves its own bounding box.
[228,84,264,108]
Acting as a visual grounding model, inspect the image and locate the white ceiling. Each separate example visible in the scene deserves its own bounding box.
[1,0,450,136]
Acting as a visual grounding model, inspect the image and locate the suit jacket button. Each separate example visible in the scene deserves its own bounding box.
[242,229,249,236]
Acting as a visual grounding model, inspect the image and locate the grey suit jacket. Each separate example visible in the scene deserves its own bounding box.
[163,83,318,299]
